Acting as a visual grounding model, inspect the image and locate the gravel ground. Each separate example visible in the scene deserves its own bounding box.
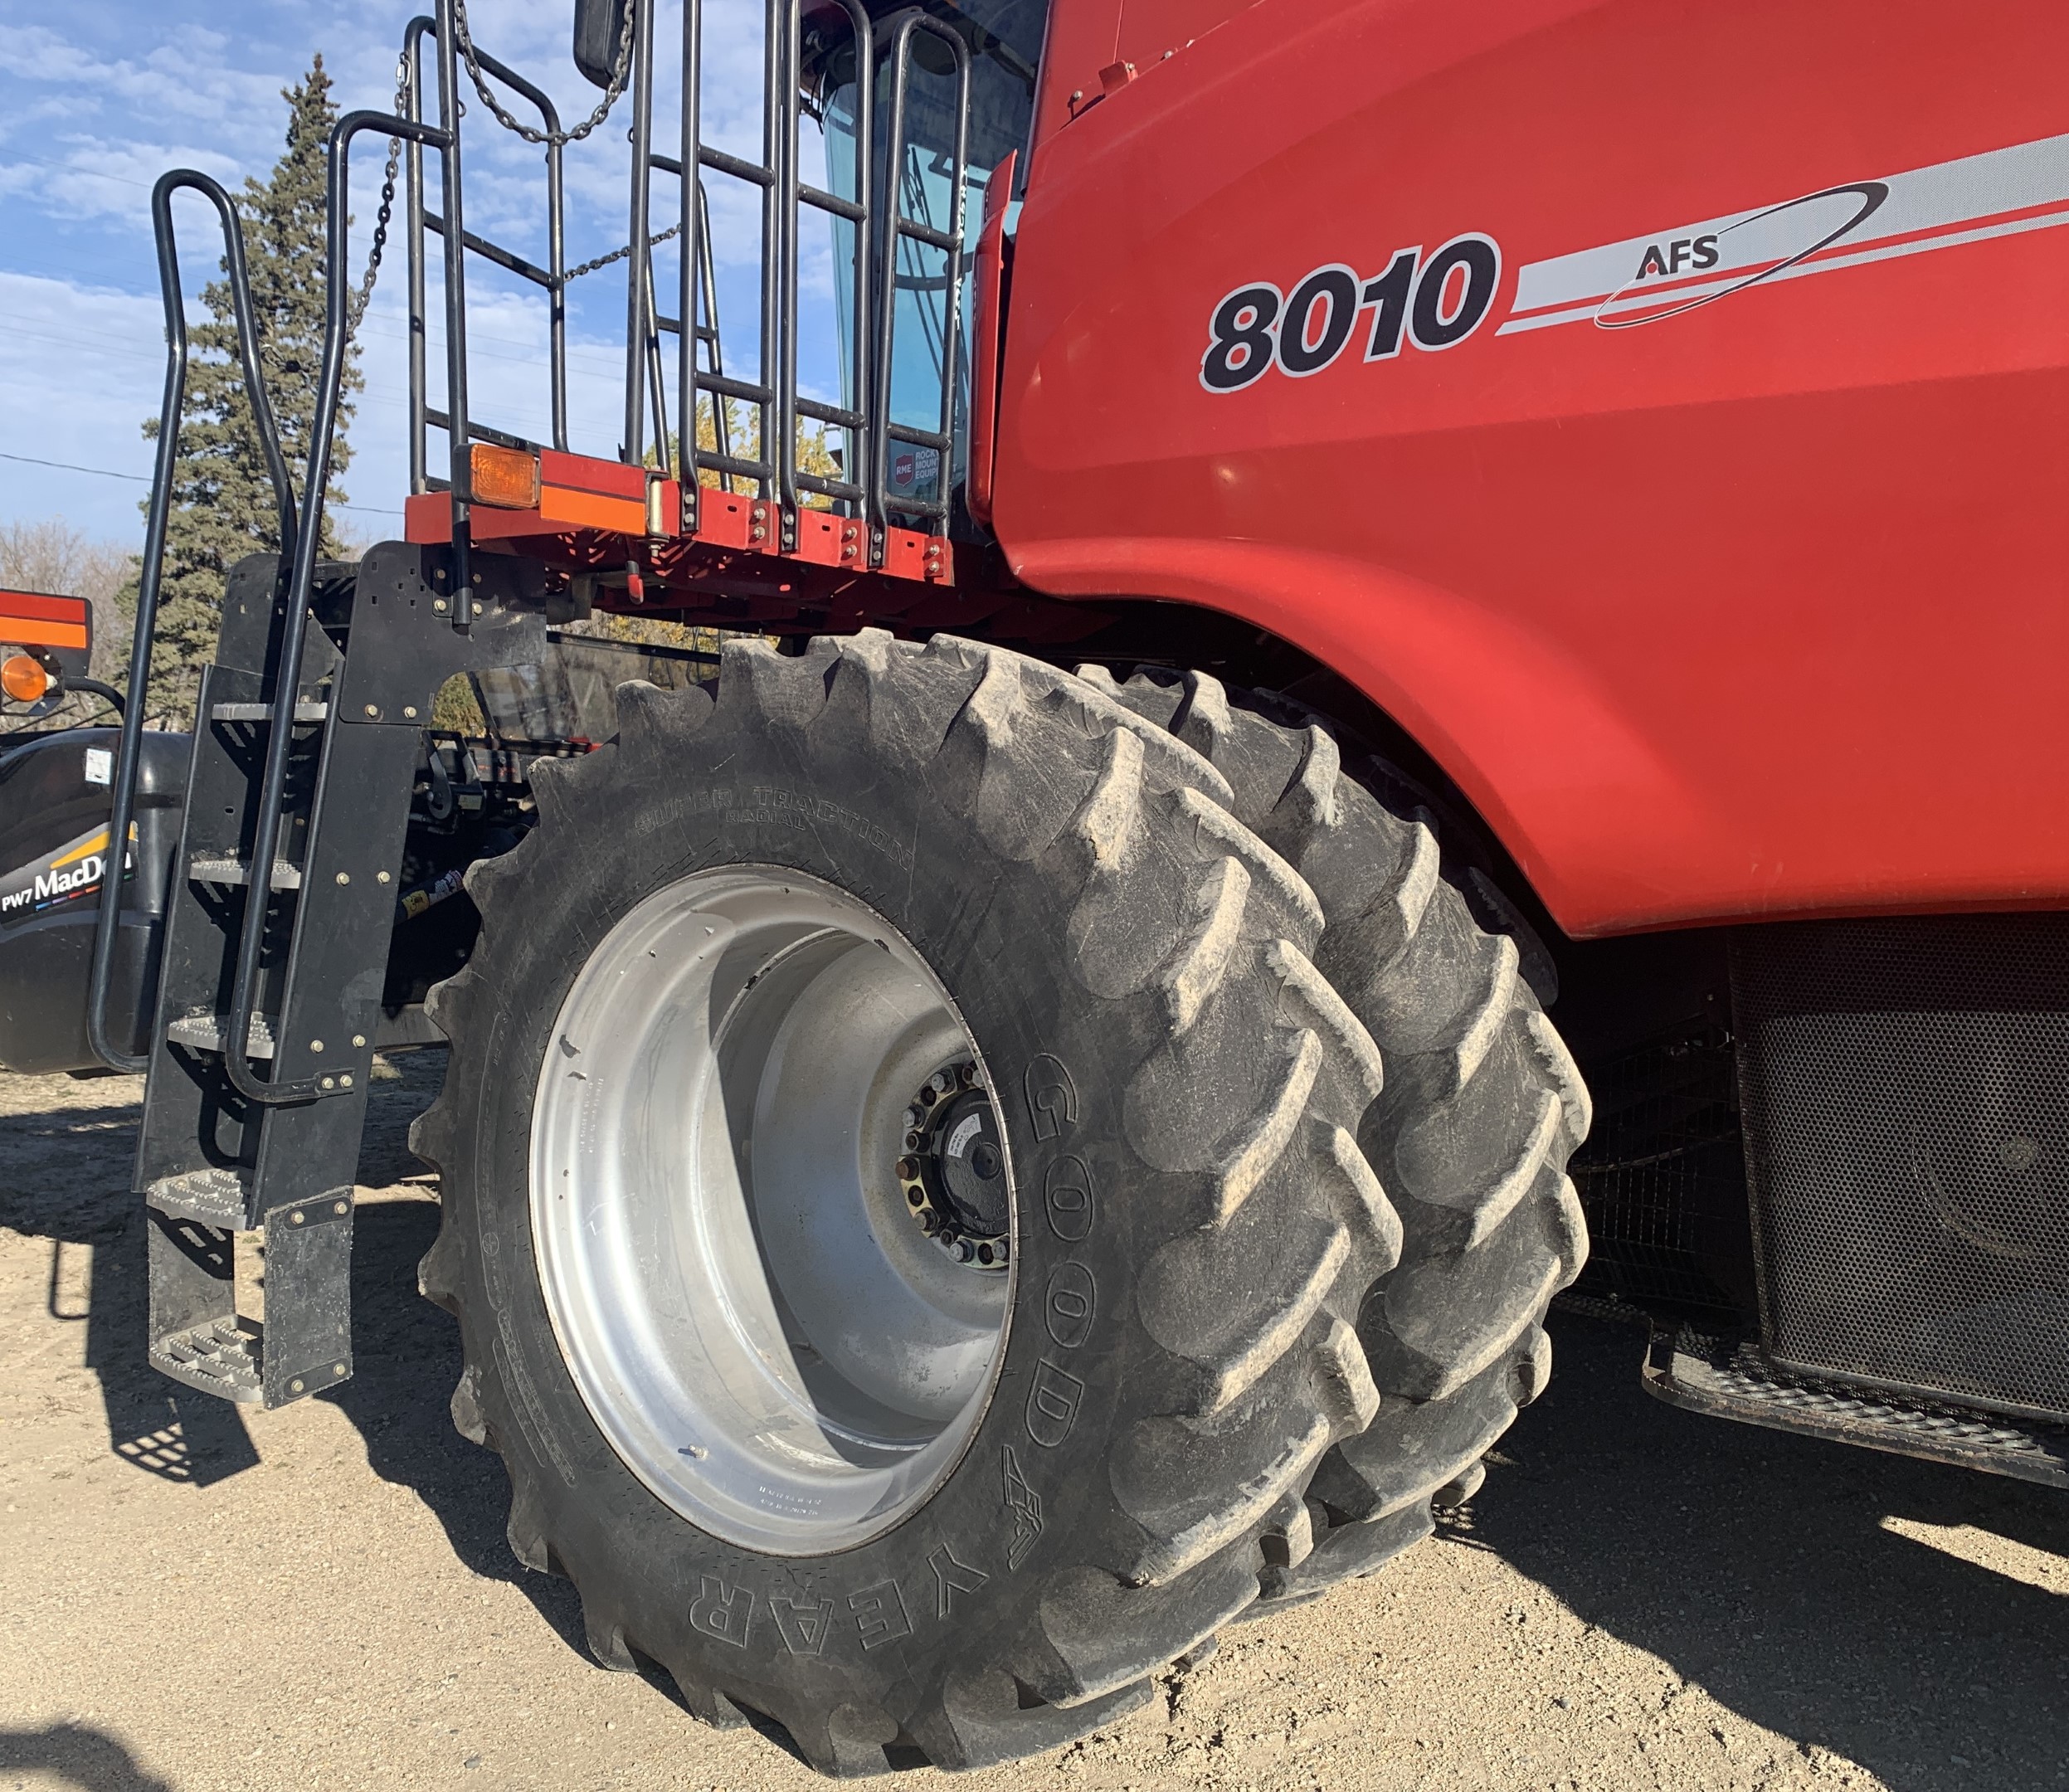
[2,1057,2066,1792]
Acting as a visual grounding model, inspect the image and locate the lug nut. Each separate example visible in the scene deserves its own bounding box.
[902,1107,921,1130]
[907,1188,925,1207]
[928,1071,952,1095]
[953,1239,976,1263]
[896,1156,918,1180]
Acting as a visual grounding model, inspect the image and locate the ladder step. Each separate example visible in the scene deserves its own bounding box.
[210,700,329,723]
[147,1167,247,1227]
[151,1317,263,1405]
[168,1012,277,1059]
[189,855,304,890]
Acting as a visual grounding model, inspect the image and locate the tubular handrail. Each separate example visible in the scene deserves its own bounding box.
[872,12,971,536]
[213,108,454,1109]
[86,168,303,1075]
[778,0,876,528]
[403,12,568,485]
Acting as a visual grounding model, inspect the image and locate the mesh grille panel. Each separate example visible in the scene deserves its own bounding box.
[1570,1028,1748,1322]
[1733,917,2069,1421]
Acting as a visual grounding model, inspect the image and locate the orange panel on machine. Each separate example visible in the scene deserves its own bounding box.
[0,589,90,651]
[538,485,649,535]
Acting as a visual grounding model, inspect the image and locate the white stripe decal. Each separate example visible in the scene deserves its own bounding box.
[1499,131,2069,335]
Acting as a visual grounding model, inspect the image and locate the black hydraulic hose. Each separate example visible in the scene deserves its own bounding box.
[64,678,127,719]
[215,108,453,1109]
[85,169,302,1075]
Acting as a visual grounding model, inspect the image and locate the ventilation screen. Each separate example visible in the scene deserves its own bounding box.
[1733,917,2069,1421]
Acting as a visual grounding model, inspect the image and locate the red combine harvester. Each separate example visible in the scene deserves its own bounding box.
[2,0,2064,1770]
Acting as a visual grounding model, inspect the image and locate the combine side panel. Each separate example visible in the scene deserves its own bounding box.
[995,0,2069,937]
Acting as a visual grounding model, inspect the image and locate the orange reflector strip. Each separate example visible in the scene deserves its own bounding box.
[538,485,649,534]
[1,653,51,702]
[469,441,543,509]
[1,618,89,650]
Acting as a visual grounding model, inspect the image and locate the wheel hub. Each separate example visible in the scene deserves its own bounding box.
[897,1064,1010,1269]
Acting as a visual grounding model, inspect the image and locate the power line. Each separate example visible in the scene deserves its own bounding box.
[0,450,402,517]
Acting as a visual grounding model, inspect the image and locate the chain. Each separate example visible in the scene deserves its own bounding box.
[564,221,680,283]
[344,59,410,343]
[451,0,635,148]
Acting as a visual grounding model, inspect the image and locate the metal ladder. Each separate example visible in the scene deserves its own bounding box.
[90,152,539,1410]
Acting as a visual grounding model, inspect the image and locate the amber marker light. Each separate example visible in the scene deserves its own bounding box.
[470,441,542,509]
[2,652,51,703]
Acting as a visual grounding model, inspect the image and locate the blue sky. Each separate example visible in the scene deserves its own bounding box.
[0,0,833,550]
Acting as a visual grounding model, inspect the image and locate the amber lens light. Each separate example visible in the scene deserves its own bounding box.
[470,442,542,509]
[1,653,51,703]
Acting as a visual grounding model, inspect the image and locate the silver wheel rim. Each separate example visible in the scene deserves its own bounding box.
[530,866,1014,1555]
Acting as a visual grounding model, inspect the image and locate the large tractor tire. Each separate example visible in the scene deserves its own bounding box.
[411,633,1400,1773]
[1078,666,1592,1605]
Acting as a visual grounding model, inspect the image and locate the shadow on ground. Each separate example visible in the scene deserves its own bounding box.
[1468,1314,2069,1792]
[0,1054,587,1660]
[0,1722,175,1791]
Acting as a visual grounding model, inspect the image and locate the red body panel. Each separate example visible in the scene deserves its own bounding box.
[994,0,2069,937]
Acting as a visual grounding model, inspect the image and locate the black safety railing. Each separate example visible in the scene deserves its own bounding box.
[85,170,302,1079]
[402,12,569,481]
[401,0,962,556]
[777,0,877,528]
[872,12,970,535]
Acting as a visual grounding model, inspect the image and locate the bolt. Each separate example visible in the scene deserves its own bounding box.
[928,1070,952,1095]
[290,1210,306,1226]
[472,572,484,586]
[433,597,450,614]
[919,1086,937,1107]
[290,1378,305,1395]
[896,1156,918,1180]
[335,871,350,885]
[402,704,419,720]
[903,1106,922,1129]
[953,1239,976,1263]
[320,1075,336,1090]
[904,1130,922,1150]
[352,1034,366,1048]
[333,1362,346,1376]
[363,704,380,718]
[333,1201,348,1216]
[310,1040,325,1053]
[376,870,392,884]
[339,1074,353,1088]
[976,1244,995,1265]
[908,1188,924,1207]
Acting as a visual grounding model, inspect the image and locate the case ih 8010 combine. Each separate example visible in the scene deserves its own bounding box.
[2,0,2064,1771]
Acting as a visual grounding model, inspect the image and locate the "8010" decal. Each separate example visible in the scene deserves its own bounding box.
[1200,233,1502,393]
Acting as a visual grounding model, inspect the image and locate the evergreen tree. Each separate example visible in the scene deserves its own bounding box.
[137,56,361,722]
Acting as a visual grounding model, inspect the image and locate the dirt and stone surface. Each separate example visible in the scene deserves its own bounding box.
[2,1056,2066,1792]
